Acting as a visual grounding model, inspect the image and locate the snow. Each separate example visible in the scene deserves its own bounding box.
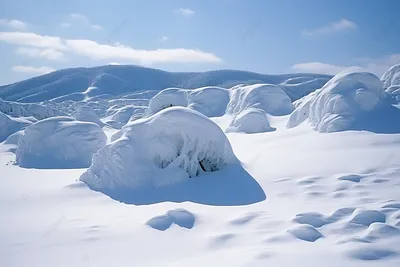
[381,63,400,89]
[15,116,107,168]
[80,107,238,190]
[2,66,400,267]
[73,106,104,126]
[0,111,31,142]
[226,108,274,134]
[288,70,400,133]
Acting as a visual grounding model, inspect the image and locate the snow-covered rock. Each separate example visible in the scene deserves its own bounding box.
[73,106,104,126]
[80,107,238,190]
[226,84,294,116]
[0,112,31,142]
[226,108,274,134]
[287,71,398,133]
[381,64,400,89]
[16,117,107,168]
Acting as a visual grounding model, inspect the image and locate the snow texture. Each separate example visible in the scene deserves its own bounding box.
[16,116,107,168]
[381,63,400,89]
[80,107,238,190]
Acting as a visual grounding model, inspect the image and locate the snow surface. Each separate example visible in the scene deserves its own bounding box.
[2,65,400,267]
[16,117,107,168]
[80,107,238,190]
[381,63,400,89]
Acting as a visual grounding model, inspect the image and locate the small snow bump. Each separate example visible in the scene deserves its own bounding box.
[287,225,323,242]
[337,174,363,183]
[349,209,386,226]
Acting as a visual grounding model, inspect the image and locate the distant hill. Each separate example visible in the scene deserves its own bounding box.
[0,65,332,103]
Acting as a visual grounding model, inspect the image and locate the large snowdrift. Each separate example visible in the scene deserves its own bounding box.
[16,117,107,168]
[226,108,274,134]
[288,70,400,133]
[145,87,230,117]
[80,107,238,190]
[226,83,294,116]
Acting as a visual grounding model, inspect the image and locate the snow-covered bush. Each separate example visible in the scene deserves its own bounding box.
[226,108,274,134]
[288,70,391,132]
[73,106,104,126]
[381,63,400,89]
[16,117,107,168]
[80,107,238,190]
[226,84,294,116]
[187,87,230,117]
[146,88,188,116]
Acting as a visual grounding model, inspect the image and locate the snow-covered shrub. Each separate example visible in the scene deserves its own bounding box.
[16,117,107,168]
[381,63,400,89]
[226,84,294,116]
[73,106,104,126]
[146,88,188,116]
[187,87,230,117]
[288,70,392,132]
[80,107,238,190]
[226,108,274,134]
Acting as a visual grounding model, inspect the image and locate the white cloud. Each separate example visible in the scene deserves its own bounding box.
[302,18,357,36]
[292,54,400,76]
[11,65,55,74]
[60,23,71,28]
[0,31,221,65]
[160,36,169,42]
[0,19,27,31]
[16,47,65,60]
[175,8,195,16]
[68,13,103,30]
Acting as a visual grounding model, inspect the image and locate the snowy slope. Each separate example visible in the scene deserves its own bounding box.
[0,65,331,103]
[1,65,400,267]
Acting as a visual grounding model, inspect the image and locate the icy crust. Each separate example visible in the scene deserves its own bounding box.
[0,99,66,120]
[226,108,273,134]
[80,107,238,190]
[226,83,294,116]
[16,117,107,168]
[145,87,230,117]
[288,71,389,132]
[381,64,400,89]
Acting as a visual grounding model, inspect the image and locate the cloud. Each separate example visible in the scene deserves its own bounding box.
[302,18,357,36]
[11,65,55,74]
[292,54,400,76]
[0,31,221,64]
[160,36,169,42]
[175,8,195,16]
[60,13,103,30]
[0,19,27,31]
[16,47,65,60]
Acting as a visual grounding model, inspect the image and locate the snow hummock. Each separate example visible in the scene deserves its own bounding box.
[146,88,188,116]
[287,70,400,133]
[16,116,107,168]
[0,111,32,142]
[73,106,104,126]
[80,107,238,190]
[381,64,400,89]
[226,108,274,134]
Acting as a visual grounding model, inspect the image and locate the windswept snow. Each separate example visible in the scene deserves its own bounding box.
[16,117,106,168]
[80,107,238,190]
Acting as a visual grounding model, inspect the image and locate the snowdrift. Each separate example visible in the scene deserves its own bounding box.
[288,70,400,133]
[226,108,274,134]
[80,107,238,190]
[146,87,230,117]
[0,112,32,142]
[16,117,107,168]
[73,106,104,126]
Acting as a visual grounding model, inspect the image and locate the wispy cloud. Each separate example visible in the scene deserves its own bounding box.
[60,13,103,30]
[302,18,357,36]
[292,54,400,76]
[11,65,55,74]
[16,47,65,60]
[0,31,221,64]
[0,19,27,31]
[160,36,169,42]
[175,8,195,17]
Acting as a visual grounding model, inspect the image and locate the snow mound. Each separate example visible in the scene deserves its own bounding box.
[0,99,66,120]
[349,209,386,226]
[280,77,329,101]
[4,130,24,145]
[73,106,104,126]
[146,87,229,117]
[146,209,196,231]
[16,117,107,168]
[287,225,323,242]
[226,83,294,116]
[287,71,400,132]
[381,64,400,89]
[226,108,274,134]
[0,112,31,142]
[80,107,238,190]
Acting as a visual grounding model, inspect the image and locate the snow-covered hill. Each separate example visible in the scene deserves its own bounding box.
[0,65,331,103]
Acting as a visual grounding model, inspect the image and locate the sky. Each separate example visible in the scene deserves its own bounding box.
[0,0,399,85]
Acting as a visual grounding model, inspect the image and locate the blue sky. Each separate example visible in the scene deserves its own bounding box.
[0,0,399,85]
